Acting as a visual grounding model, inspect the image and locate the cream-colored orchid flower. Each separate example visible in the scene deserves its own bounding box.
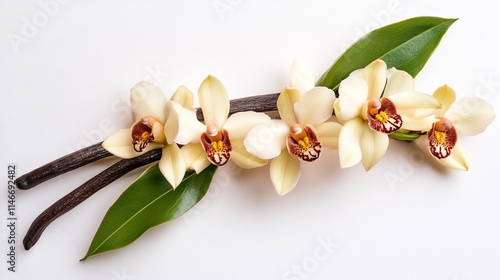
[102,81,190,189]
[244,60,340,196]
[335,59,442,171]
[174,75,270,173]
[423,85,495,170]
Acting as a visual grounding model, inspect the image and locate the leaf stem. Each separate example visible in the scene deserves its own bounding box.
[23,149,162,250]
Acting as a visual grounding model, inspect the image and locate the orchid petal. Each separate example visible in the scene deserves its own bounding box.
[181,143,211,174]
[294,87,336,127]
[277,88,301,126]
[446,97,495,136]
[338,77,368,121]
[243,120,289,160]
[159,143,186,189]
[400,115,437,131]
[152,121,166,144]
[433,85,456,118]
[222,112,271,140]
[363,59,387,100]
[360,126,389,171]
[130,81,168,123]
[290,58,315,94]
[230,140,268,169]
[163,102,179,145]
[434,141,468,171]
[198,75,229,128]
[333,100,347,125]
[388,91,441,117]
[102,129,163,159]
[175,106,205,145]
[384,68,414,97]
[315,122,342,149]
[270,150,300,196]
[171,85,194,109]
[338,118,365,168]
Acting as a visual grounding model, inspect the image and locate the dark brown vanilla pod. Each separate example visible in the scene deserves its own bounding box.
[15,142,113,190]
[196,92,281,121]
[23,148,162,250]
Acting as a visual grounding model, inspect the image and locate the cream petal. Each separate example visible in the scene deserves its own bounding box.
[434,141,468,171]
[152,121,166,144]
[175,106,206,145]
[171,85,194,109]
[400,115,437,132]
[384,68,415,97]
[198,75,229,128]
[277,88,301,126]
[333,100,347,125]
[163,102,179,144]
[243,120,289,160]
[270,150,300,196]
[446,97,495,136]
[159,143,186,189]
[388,91,441,117]
[360,126,389,171]
[338,118,365,168]
[315,122,342,149]
[432,85,456,118]
[102,129,163,159]
[290,58,315,94]
[294,87,336,127]
[181,143,211,174]
[338,77,368,121]
[230,140,268,169]
[363,59,387,100]
[130,81,168,123]
[222,112,271,140]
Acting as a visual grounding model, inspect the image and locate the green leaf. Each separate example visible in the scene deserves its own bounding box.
[82,164,217,260]
[316,16,457,90]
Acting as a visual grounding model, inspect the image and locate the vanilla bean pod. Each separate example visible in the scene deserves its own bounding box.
[23,148,162,250]
[15,142,112,190]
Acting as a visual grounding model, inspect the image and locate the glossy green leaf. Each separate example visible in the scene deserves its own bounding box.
[316,16,457,90]
[82,164,217,260]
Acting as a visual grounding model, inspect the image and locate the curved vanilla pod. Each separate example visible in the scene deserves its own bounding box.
[23,149,162,250]
[15,142,112,190]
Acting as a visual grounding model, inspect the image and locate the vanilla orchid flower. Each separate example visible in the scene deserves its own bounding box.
[174,75,270,173]
[102,81,191,188]
[335,59,442,170]
[244,59,340,196]
[422,85,495,170]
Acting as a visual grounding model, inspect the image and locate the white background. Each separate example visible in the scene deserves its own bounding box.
[1,0,499,279]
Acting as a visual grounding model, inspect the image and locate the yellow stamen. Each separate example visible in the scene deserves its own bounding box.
[375,111,388,123]
[141,131,151,140]
[434,130,446,145]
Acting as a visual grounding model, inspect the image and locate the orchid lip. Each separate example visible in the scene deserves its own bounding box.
[286,124,322,162]
[200,128,232,166]
[131,116,161,152]
[428,117,457,159]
